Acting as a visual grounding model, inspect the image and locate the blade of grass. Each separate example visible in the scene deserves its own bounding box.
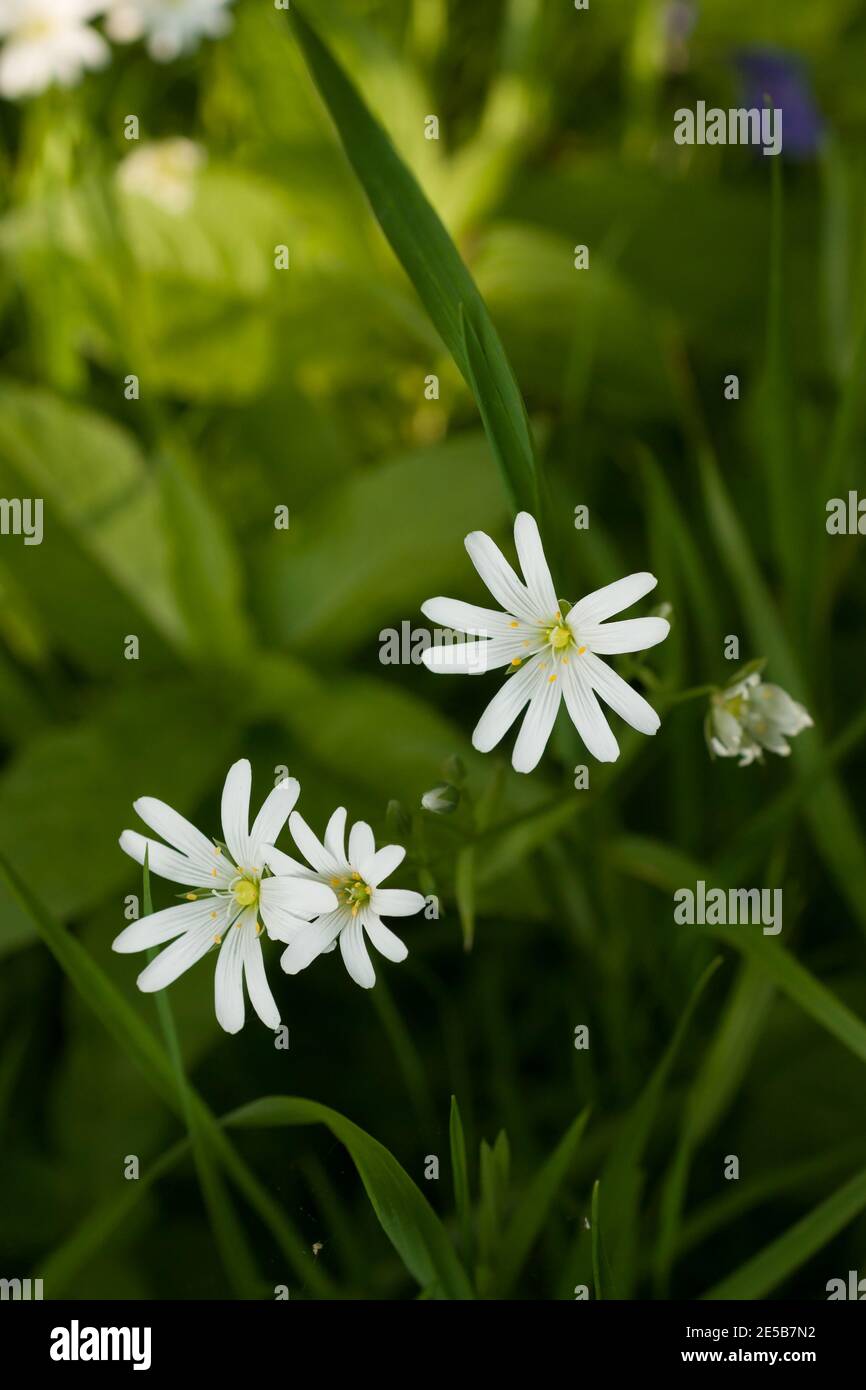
[607,835,866,1067]
[228,1096,474,1300]
[288,2,538,516]
[702,1165,866,1299]
[143,854,263,1299]
[496,1107,590,1296]
[449,1095,473,1266]
[0,851,334,1298]
[601,959,722,1298]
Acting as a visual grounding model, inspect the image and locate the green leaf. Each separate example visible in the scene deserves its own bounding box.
[143,856,263,1301]
[702,1165,866,1299]
[601,960,721,1297]
[158,451,252,667]
[1,853,334,1298]
[496,1107,590,1296]
[287,3,538,514]
[449,1096,473,1264]
[228,1096,474,1299]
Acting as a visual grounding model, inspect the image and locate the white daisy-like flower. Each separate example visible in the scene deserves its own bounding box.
[117,136,205,214]
[106,0,233,62]
[421,512,670,773]
[265,809,425,991]
[706,671,813,767]
[0,1,109,100]
[113,760,338,1034]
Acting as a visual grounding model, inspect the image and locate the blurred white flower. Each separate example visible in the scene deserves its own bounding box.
[421,512,669,772]
[106,0,233,61]
[117,137,205,214]
[0,1,109,100]
[706,672,813,767]
[421,784,460,815]
[267,809,425,990]
[113,761,337,1034]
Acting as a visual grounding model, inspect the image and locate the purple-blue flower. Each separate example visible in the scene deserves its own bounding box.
[736,47,824,159]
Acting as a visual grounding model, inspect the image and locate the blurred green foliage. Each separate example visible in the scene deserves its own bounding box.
[1,0,866,1300]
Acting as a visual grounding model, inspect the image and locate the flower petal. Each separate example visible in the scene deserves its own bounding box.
[514,512,558,615]
[221,759,252,867]
[340,918,376,988]
[261,844,316,879]
[324,806,348,865]
[472,653,544,753]
[348,820,376,876]
[465,529,541,623]
[363,912,408,963]
[568,573,658,626]
[579,616,669,655]
[289,811,341,876]
[372,888,426,917]
[133,797,215,872]
[421,638,497,675]
[120,829,233,888]
[214,921,246,1034]
[249,778,300,862]
[280,911,347,974]
[135,920,216,993]
[259,876,338,938]
[421,597,517,636]
[242,925,281,1031]
[113,897,224,954]
[365,843,405,886]
[511,668,562,773]
[582,651,660,735]
[561,661,619,762]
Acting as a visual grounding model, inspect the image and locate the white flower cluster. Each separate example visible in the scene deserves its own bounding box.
[706,670,813,767]
[114,760,425,1034]
[0,0,234,100]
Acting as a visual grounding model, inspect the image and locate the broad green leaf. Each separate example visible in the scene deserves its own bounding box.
[228,1096,474,1299]
[287,3,538,514]
[496,1107,590,1296]
[702,1165,866,1299]
[158,452,252,667]
[0,383,185,668]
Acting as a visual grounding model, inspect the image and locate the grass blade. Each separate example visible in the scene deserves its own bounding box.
[496,1107,590,1296]
[449,1095,473,1265]
[288,3,538,515]
[228,1096,474,1299]
[702,1166,866,1299]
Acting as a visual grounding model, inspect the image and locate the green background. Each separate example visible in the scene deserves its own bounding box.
[1,0,865,1300]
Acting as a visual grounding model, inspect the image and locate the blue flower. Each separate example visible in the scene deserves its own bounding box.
[736,47,825,158]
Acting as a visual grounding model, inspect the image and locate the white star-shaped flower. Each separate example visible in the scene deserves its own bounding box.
[113,760,337,1034]
[0,1,109,100]
[106,0,233,61]
[421,512,670,772]
[264,809,425,990]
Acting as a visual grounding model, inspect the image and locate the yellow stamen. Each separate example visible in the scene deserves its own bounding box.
[511,657,522,667]
[185,892,198,901]
[256,921,263,936]
[548,674,557,682]
[509,620,519,628]
[577,646,587,655]
[214,934,222,945]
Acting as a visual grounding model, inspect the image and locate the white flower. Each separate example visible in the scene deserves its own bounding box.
[117,137,205,214]
[113,760,338,1034]
[106,0,233,61]
[421,512,670,772]
[265,809,425,990]
[706,671,813,767]
[0,1,109,100]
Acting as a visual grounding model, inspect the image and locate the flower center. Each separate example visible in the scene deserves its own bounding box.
[232,876,259,909]
[333,872,372,916]
[547,622,573,651]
